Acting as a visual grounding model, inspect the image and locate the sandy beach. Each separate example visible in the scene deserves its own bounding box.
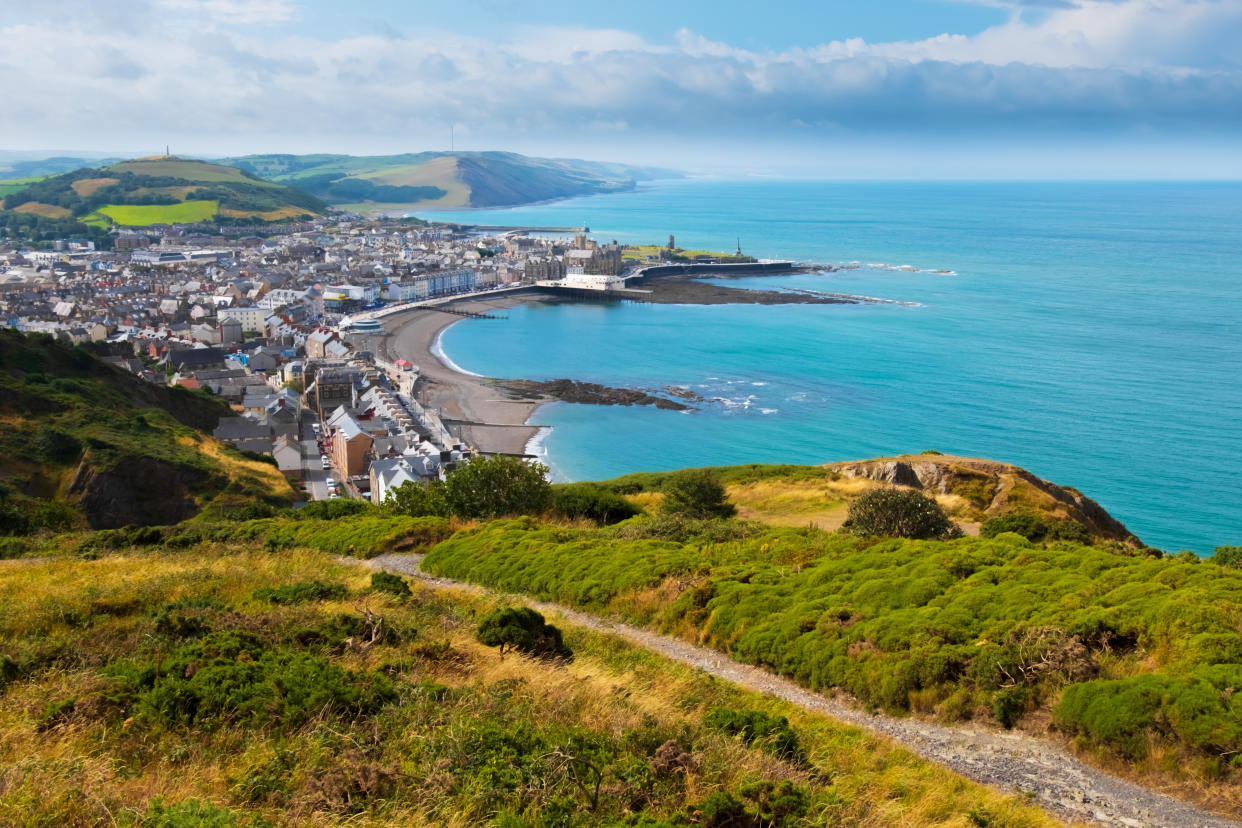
[380,294,543,456]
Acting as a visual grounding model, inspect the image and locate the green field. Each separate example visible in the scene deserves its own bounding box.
[0,176,47,198]
[97,200,218,226]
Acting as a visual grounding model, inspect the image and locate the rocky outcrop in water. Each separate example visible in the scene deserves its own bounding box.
[493,379,698,411]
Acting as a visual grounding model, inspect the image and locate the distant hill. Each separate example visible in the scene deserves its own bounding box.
[0,156,326,245]
[0,331,295,534]
[222,150,681,211]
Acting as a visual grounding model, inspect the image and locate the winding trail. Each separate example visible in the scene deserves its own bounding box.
[360,552,1239,828]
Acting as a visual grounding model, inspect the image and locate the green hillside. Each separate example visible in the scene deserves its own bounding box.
[224,150,680,211]
[0,331,295,537]
[0,533,1061,825]
[422,491,1242,808]
[0,156,326,243]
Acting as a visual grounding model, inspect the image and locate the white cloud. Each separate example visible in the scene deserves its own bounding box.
[156,0,297,25]
[1,0,1240,157]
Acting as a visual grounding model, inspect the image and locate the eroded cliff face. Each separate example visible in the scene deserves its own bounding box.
[827,455,1138,543]
[68,456,214,529]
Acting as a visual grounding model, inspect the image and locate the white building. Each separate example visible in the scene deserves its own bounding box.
[218,306,268,332]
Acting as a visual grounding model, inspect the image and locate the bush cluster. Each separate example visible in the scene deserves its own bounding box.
[386,455,551,521]
[842,488,961,540]
[476,607,571,660]
[980,512,1093,544]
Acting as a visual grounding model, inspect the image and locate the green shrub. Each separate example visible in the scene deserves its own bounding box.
[476,607,571,659]
[253,580,347,605]
[153,596,228,639]
[842,488,960,540]
[703,707,802,762]
[1056,673,1242,760]
[660,469,735,520]
[385,479,449,518]
[991,687,1028,729]
[550,483,640,524]
[1210,546,1242,567]
[140,798,268,827]
[0,537,31,559]
[444,455,551,519]
[292,499,378,520]
[980,513,1048,541]
[370,571,412,598]
[125,631,396,730]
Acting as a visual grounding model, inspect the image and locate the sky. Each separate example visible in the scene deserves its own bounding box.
[2,0,1242,177]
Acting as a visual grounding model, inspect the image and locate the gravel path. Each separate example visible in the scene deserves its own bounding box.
[361,553,1239,828]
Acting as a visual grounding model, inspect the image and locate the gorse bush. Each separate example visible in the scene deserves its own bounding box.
[981,512,1093,545]
[703,707,803,762]
[551,483,641,524]
[292,499,379,520]
[476,607,571,659]
[370,571,412,598]
[113,631,396,730]
[253,580,347,605]
[842,488,961,540]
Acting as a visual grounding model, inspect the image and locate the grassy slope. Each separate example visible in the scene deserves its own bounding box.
[0,540,1060,826]
[0,331,294,531]
[107,158,281,187]
[422,504,1242,811]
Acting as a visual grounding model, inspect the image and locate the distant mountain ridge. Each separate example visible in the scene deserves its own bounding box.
[221,150,681,211]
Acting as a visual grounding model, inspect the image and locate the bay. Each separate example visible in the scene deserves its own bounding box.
[425,179,1242,553]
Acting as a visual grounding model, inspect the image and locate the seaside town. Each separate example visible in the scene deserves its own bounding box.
[0,215,686,503]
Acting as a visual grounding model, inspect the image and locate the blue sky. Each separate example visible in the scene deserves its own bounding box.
[3,0,1241,177]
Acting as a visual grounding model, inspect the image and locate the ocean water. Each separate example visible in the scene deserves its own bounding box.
[425,180,1242,553]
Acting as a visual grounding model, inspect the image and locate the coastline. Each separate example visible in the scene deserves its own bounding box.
[377,267,868,463]
[380,294,543,457]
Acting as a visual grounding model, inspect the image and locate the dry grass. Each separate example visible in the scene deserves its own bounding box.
[356,157,470,209]
[220,206,315,221]
[70,177,119,197]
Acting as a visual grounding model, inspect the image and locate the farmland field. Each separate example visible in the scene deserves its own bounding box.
[0,176,47,198]
[97,200,218,225]
[11,201,71,219]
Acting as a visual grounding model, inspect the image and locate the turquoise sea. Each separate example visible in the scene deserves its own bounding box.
[424,180,1242,553]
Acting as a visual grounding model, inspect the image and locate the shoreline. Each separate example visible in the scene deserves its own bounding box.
[377,265,885,464]
[380,293,543,457]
